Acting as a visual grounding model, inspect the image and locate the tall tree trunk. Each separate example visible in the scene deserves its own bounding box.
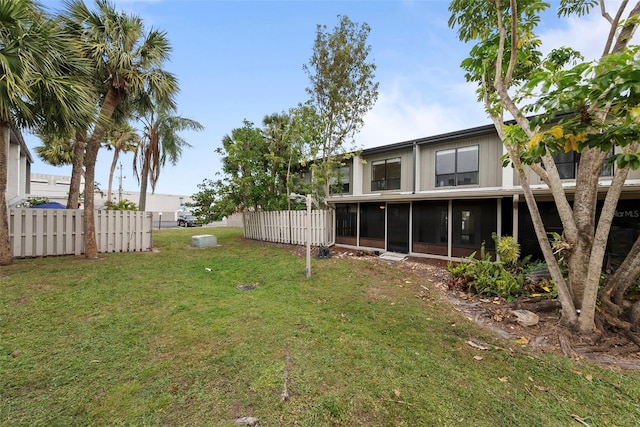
[84,89,120,259]
[607,236,640,305]
[0,126,12,265]
[138,150,150,211]
[106,149,120,205]
[491,115,578,327]
[67,131,86,209]
[567,148,602,307]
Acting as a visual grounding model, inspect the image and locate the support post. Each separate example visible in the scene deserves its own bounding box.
[306,194,311,278]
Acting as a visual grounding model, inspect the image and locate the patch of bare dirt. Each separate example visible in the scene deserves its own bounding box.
[311,245,640,370]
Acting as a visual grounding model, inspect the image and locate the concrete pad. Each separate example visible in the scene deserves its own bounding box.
[192,234,218,248]
[379,252,407,262]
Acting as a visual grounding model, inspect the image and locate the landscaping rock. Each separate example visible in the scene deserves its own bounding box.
[511,309,540,327]
[235,416,259,426]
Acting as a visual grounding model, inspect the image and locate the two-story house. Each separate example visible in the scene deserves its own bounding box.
[326,123,640,265]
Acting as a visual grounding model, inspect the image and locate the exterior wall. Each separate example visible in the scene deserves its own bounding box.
[361,148,413,194]
[628,167,640,180]
[28,173,193,219]
[418,134,503,191]
[6,128,32,206]
[29,173,80,204]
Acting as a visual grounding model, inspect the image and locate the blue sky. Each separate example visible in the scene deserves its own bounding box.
[23,0,629,197]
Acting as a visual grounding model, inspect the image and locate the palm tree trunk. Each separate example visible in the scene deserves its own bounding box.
[84,89,120,259]
[0,125,12,265]
[67,131,86,209]
[106,149,120,205]
[138,151,150,211]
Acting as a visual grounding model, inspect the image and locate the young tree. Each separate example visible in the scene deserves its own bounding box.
[63,0,177,258]
[0,0,94,265]
[303,15,379,204]
[448,0,640,334]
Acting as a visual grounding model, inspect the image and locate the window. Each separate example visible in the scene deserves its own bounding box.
[452,200,497,250]
[371,158,401,191]
[412,201,449,256]
[435,146,479,187]
[331,165,351,194]
[336,203,357,237]
[552,150,614,179]
[601,149,614,177]
[359,203,385,240]
[553,151,578,179]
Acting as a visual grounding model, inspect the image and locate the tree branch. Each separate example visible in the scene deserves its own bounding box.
[505,0,519,87]
[610,1,640,54]
[601,0,628,55]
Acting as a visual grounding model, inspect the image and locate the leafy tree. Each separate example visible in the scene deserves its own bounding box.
[198,111,307,218]
[303,15,379,205]
[63,0,177,258]
[133,106,202,211]
[261,111,306,210]
[448,0,640,334]
[0,0,95,265]
[215,119,272,212]
[187,179,228,223]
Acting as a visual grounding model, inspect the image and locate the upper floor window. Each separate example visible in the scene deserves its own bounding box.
[371,158,401,191]
[552,150,613,179]
[331,165,350,194]
[553,151,578,179]
[436,145,479,187]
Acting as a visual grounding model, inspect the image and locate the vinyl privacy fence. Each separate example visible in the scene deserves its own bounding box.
[9,208,153,258]
[243,210,334,246]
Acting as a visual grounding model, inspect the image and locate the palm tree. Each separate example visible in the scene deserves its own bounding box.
[104,124,139,204]
[134,107,203,211]
[0,0,95,265]
[34,135,75,166]
[63,0,177,258]
[34,131,87,208]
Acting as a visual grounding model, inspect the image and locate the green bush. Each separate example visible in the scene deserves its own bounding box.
[448,243,524,298]
[17,196,50,207]
[104,199,138,211]
[492,233,520,264]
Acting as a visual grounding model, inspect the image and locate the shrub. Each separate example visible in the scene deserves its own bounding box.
[104,199,138,211]
[448,243,524,298]
[17,197,50,207]
[492,233,520,264]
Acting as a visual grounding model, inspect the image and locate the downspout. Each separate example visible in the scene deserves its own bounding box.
[412,141,417,194]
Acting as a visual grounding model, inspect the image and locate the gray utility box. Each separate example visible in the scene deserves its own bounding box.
[192,234,217,248]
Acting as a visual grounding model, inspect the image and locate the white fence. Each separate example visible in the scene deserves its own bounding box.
[243,210,334,246]
[9,208,153,258]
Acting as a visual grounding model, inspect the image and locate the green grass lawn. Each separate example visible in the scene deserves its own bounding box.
[1,227,639,426]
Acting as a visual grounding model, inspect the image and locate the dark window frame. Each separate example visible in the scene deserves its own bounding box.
[371,157,401,191]
[435,145,479,187]
[552,148,614,179]
[331,165,351,194]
